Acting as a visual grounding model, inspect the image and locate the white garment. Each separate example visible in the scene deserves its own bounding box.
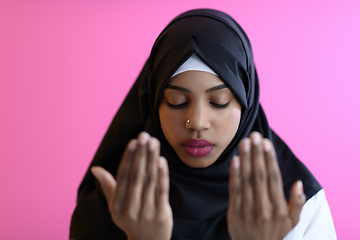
[171,53,218,78]
[284,189,337,239]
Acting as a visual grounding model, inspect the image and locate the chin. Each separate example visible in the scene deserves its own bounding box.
[180,156,217,168]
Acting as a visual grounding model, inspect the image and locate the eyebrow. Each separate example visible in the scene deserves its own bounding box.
[206,84,227,93]
[166,84,227,93]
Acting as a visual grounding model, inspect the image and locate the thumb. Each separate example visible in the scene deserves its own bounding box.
[288,180,306,227]
[91,166,117,204]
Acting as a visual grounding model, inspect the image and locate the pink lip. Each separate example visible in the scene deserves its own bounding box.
[182,139,214,157]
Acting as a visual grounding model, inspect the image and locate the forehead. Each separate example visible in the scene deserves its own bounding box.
[167,71,225,89]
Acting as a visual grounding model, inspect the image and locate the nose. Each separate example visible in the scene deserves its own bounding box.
[185,102,211,131]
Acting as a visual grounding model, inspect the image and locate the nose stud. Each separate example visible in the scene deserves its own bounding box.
[186,120,190,123]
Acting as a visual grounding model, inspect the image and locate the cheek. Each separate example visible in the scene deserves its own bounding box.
[230,108,242,126]
[214,107,241,139]
[159,106,183,138]
[215,107,241,124]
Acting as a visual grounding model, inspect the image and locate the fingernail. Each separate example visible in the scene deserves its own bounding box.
[233,157,240,169]
[296,180,303,195]
[264,140,271,152]
[148,139,155,152]
[139,132,148,146]
[90,166,99,177]
[242,139,250,152]
[128,140,137,151]
[158,158,165,169]
[252,133,260,145]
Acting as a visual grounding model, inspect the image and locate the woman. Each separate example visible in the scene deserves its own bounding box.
[70,9,336,240]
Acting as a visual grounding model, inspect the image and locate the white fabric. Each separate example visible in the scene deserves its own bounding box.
[284,189,337,240]
[171,53,218,78]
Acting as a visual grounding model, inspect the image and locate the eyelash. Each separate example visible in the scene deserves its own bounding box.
[211,101,230,109]
[166,102,188,109]
[166,101,230,109]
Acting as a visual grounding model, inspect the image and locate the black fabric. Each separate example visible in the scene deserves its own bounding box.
[70,9,321,240]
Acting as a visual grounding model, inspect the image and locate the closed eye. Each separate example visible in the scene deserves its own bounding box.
[166,101,188,109]
[211,101,230,109]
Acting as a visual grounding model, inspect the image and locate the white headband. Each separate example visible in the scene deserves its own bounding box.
[171,53,218,78]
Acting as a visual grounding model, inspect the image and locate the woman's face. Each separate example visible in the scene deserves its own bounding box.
[159,71,242,168]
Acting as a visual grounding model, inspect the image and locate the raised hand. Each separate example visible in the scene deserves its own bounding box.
[227,132,306,240]
[91,132,173,240]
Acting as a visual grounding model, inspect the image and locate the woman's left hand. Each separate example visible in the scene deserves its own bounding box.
[227,132,306,240]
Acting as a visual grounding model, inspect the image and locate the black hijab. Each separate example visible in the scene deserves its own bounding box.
[70,9,321,240]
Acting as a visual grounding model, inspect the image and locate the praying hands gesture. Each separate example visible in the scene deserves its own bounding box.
[91,131,305,240]
[227,132,306,240]
[91,132,173,240]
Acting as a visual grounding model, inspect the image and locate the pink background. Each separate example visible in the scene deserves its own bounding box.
[1,0,359,239]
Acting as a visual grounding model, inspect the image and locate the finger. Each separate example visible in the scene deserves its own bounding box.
[239,137,253,218]
[113,139,137,213]
[288,180,306,227]
[125,132,150,219]
[156,156,170,214]
[263,139,287,212]
[229,155,241,212]
[249,132,270,215]
[141,137,160,219]
[91,166,116,204]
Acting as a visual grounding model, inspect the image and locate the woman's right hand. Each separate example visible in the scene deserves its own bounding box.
[91,132,173,240]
